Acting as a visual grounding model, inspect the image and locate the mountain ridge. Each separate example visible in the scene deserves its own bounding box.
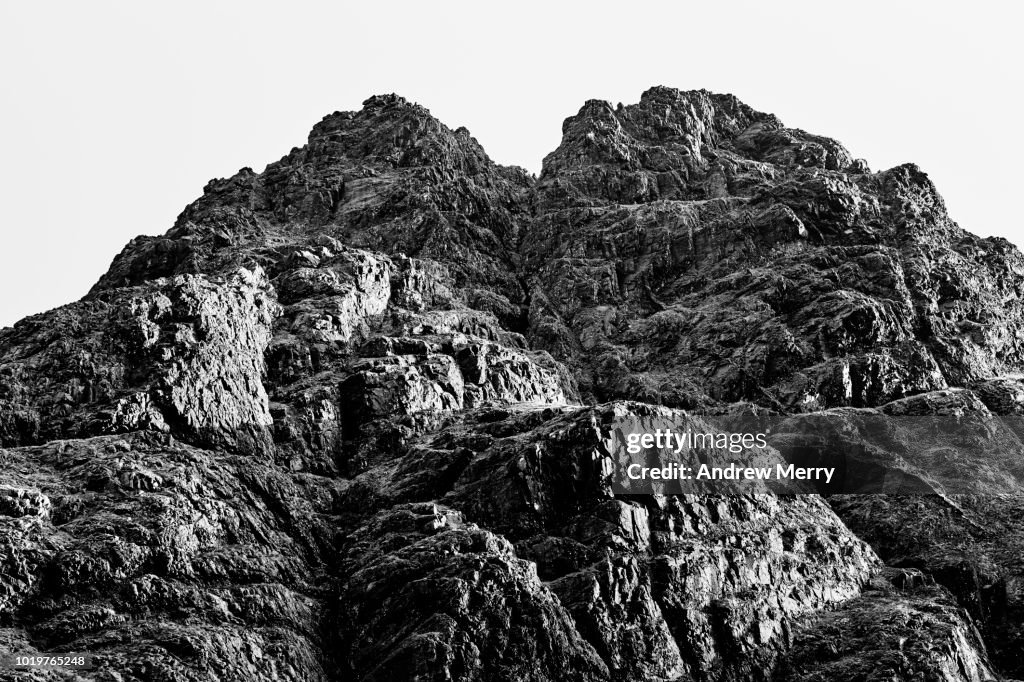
[2,86,1023,681]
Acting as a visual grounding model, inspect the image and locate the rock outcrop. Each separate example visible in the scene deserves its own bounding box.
[525,87,1024,414]
[2,88,1022,681]
[0,268,278,455]
[778,569,997,682]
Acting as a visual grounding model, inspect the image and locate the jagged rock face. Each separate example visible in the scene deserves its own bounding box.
[830,493,1024,678]
[525,87,1024,411]
[92,94,532,316]
[335,503,610,682]
[1,88,1023,681]
[0,267,278,455]
[0,431,339,681]
[332,403,877,681]
[777,570,997,682]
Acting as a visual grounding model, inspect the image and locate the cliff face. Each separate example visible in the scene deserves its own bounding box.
[525,87,1024,411]
[1,88,1022,681]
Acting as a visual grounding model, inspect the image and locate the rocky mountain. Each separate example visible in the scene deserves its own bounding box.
[2,87,1023,681]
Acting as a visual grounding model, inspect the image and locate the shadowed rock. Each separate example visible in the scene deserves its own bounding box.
[2,88,1023,681]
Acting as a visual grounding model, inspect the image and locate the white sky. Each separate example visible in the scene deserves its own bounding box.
[1,1,1020,328]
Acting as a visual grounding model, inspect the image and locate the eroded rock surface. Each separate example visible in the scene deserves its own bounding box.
[778,569,997,682]
[2,88,1022,681]
[0,268,278,455]
[525,88,1024,413]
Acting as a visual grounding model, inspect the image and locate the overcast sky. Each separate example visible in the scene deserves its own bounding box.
[1,1,1020,328]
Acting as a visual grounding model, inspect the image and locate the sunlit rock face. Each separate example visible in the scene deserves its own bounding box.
[2,88,1022,680]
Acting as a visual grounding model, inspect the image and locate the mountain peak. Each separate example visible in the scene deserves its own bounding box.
[362,92,413,108]
[4,86,1024,680]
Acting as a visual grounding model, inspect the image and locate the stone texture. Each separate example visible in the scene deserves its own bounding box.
[524,88,1024,412]
[336,503,609,682]
[336,403,878,682]
[0,268,279,456]
[2,88,1023,681]
[777,570,997,682]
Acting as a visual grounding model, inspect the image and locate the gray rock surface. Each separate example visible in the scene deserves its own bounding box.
[778,569,997,682]
[1,88,1022,681]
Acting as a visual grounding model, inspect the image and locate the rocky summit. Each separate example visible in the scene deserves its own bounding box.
[2,87,1023,681]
